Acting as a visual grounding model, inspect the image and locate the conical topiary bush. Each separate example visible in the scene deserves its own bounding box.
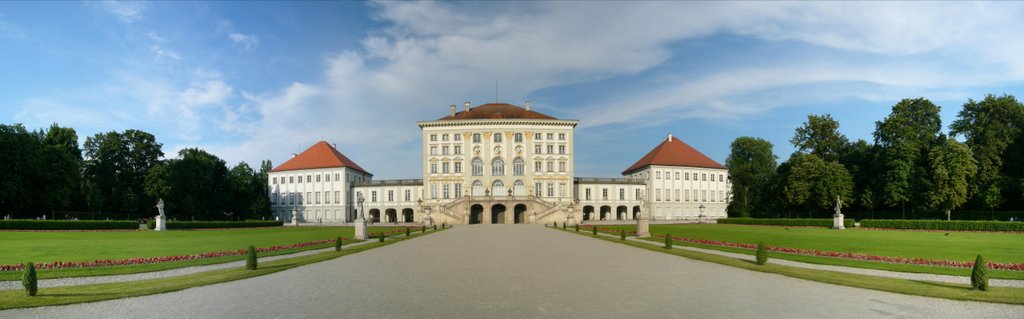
[756,242,768,265]
[335,236,343,252]
[664,234,672,249]
[245,245,258,270]
[972,254,988,291]
[22,262,37,296]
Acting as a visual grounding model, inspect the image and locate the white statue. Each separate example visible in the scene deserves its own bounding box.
[834,195,842,216]
[156,198,166,217]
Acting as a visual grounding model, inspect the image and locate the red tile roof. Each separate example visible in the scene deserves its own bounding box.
[622,134,726,175]
[438,103,557,120]
[271,141,371,175]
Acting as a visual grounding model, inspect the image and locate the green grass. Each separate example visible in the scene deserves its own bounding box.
[0,226,406,280]
[591,224,1024,279]
[558,228,1024,305]
[0,228,442,310]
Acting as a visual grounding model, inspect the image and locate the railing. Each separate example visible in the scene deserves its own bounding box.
[352,179,424,187]
[574,177,645,185]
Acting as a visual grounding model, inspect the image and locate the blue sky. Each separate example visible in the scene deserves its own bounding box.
[2,1,1023,179]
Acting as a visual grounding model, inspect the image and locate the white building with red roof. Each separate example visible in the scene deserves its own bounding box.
[268,102,729,224]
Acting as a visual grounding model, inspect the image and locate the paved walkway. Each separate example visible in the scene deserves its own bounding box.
[2,225,1021,318]
[0,239,380,291]
[590,229,1024,288]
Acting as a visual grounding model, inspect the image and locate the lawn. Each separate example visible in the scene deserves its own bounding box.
[590,224,1024,279]
[0,226,408,266]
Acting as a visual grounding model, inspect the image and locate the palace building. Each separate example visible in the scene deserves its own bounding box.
[268,102,729,225]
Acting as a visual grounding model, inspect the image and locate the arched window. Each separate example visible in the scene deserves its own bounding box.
[472,158,483,176]
[513,157,525,176]
[472,180,484,196]
[513,180,526,196]
[492,158,505,176]
[492,179,506,196]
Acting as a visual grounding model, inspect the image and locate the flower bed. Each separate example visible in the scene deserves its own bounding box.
[0,237,345,272]
[576,225,1024,272]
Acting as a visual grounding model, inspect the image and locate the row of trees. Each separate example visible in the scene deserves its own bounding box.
[728,94,1024,220]
[0,124,271,220]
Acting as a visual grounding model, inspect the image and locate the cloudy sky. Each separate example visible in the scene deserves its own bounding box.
[2,1,1022,178]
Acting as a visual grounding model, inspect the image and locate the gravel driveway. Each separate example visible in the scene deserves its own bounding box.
[2,225,1021,318]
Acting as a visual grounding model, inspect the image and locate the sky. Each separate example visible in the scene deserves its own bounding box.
[2,1,1023,179]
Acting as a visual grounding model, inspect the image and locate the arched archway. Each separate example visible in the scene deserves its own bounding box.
[385,208,397,223]
[369,209,381,223]
[583,206,595,221]
[600,206,611,220]
[514,204,527,224]
[617,206,628,220]
[470,204,483,224]
[491,204,507,224]
[632,206,641,220]
[402,208,414,223]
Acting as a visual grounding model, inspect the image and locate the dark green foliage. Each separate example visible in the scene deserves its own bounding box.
[859,219,1024,231]
[163,221,283,229]
[562,222,566,229]
[245,245,257,270]
[726,136,778,217]
[433,225,437,231]
[335,236,342,252]
[620,229,626,240]
[405,227,410,237]
[575,224,579,232]
[421,226,426,234]
[664,234,673,249]
[22,262,37,296]
[0,220,137,230]
[972,255,988,291]
[84,129,164,216]
[379,233,385,242]
[592,226,598,235]
[718,218,854,228]
[756,242,768,265]
[146,220,155,230]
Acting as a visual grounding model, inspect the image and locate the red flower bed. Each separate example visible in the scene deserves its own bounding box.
[578,225,1024,272]
[0,237,348,272]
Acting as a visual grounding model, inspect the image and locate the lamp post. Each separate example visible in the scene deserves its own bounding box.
[698,204,706,224]
[355,192,367,240]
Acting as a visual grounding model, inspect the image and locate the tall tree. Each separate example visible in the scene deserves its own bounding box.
[726,137,777,217]
[949,94,1024,204]
[83,130,163,216]
[927,139,977,220]
[37,124,82,214]
[0,124,40,215]
[144,148,228,220]
[873,98,942,214]
[785,154,854,217]
[791,114,849,162]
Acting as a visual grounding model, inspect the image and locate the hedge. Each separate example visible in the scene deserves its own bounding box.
[146,220,284,230]
[717,218,854,228]
[0,220,138,230]
[859,219,1024,232]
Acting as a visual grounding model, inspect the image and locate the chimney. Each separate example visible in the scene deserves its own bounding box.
[667,133,673,142]
[464,101,471,112]
[450,104,456,116]
[525,100,531,111]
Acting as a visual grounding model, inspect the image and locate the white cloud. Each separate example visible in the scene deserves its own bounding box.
[146,31,167,43]
[100,1,147,23]
[149,44,180,61]
[228,32,258,50]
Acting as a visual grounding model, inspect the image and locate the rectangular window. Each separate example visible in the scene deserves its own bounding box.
[443,185,450,199]
[535,161,542,172]
[388,190,394,202]
[602,188,608,200]
[454,162,462,173]
[442,162,450,173]
[430,147,437,155]
[547,145,553,154]
[454,184,462,197]
[559,183,566,197]
[656,171,661,179]
[685,172,690,181]
[431,185,437,199]
[454,146,461,154]
[636,189,641,200]
[675,190,681,202]
[619,188,625,200]
[272,177,277,184]
[307,175,312,183]
[675,172,680,180]
[442,146,449,155]
[558,145,565,154]
[720,190,724,202]
[325,174,330,182]
[720,174,724,182]
[685,190,690,202]
[514,133,523,143]
[430,163,437,174]
[316,175,321,183]
[547,183,554,197]
[666,189,671,202]
[535,183,543,197]
[558,133,565,140]
[547,133,554,140]
[430,134,437,141]
[534,145,541,153]
[559,162,566,172]
[404,190,411,201]
[473,134,481,143]
[335,173,340,181]
[454,134,461,141]
[702,190,707,202]
[535,133,542,140]
[585,188,591,200]
[371,191,377,202]
[289,176,294,183]
[494,133,503,143]
[442,134,449,141]
[655,189,661,201]
[547,162,553,172]
[315,192,320,204]
[335,191,341,204]
[703,173,707,181]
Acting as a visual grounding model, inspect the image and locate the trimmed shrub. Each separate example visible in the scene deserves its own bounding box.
[0,220,137,230]
[718,218,854,228]
[592,226,598,235]
[433,225,437,231]
[405,227,411,237]
[972,255,988,291]
[575,224,579,232]
[245,245,257,270]
[421,226,426,234]
[22,262,37,296]
[860,219,1024,232]
[335,236,343,252]
[664,234,673,249]
[620,229,626,240]
[165,220,284,230]
[756,242,768,265]
[146,220,155,230]
[379,233,386,242]
[562,222,566,230]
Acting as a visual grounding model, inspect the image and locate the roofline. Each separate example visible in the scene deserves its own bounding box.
[271,165,373,176]
[621,163,728,176]
[418,118,579,128]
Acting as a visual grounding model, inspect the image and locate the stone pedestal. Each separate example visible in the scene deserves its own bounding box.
[354,218,368,240]
[566,213,576,226]
[832,213,845,230]
[636,217,650,238]
[153,215,167,231]
[698,214,706,224]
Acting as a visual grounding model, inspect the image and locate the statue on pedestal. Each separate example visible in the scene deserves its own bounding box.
[832,195,845,230]
[153,198,167,231]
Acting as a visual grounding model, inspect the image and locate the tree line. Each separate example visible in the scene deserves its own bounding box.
[727,94,1024,220]
[0,124,271,221]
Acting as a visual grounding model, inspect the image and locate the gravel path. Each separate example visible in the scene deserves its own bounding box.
[0,239,379,291]
[591,230,1024,288]
[2,225,1020,318]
